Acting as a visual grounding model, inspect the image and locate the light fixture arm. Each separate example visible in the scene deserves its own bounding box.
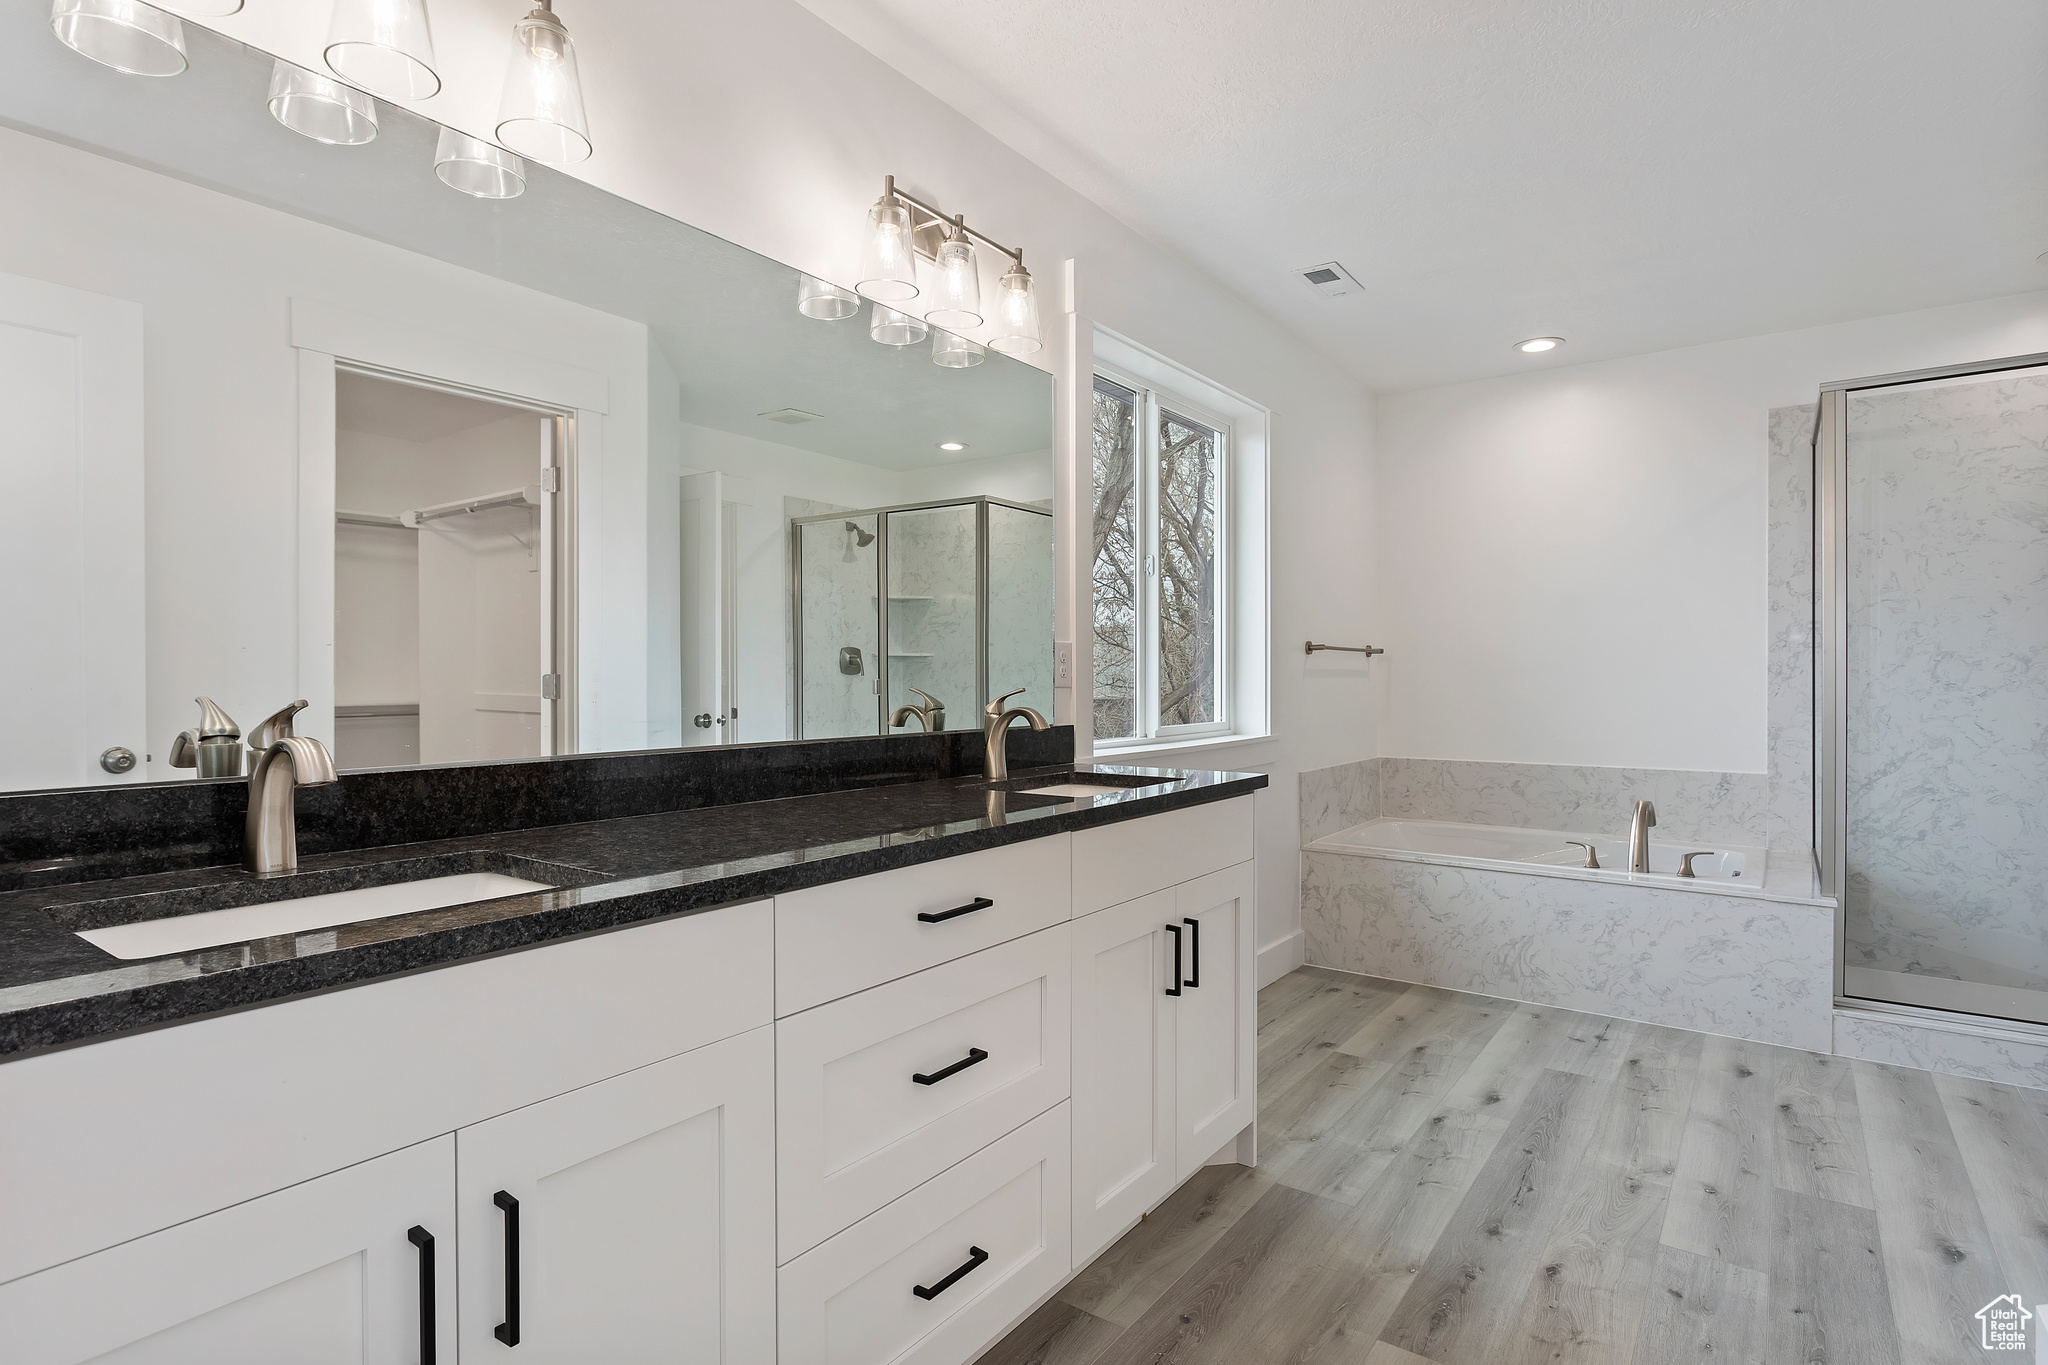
[880,175,1025,268]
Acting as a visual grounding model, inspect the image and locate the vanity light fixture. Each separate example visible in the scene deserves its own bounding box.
[932,329,985,368]
[50,0,187,77]
[798,274,860,320]
[856,175,1041,355]
[325,0,440,101]
[870,303,927,347]
[154,0,239,13]
[1516,336,1564,354]
[269,60,378,145]
[434,128,526,199]
[495,0,592,164]
[937,441,968,452]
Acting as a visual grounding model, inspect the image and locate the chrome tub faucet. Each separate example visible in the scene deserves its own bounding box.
[1629,800,1657,874]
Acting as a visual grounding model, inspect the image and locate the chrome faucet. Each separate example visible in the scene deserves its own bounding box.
[1628,800,1657,874]
[890,687,946,733]
[982,687,1050,782]
[242,700,339,876]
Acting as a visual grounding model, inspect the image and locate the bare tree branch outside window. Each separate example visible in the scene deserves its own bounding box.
[1157,410,1219,726]
[1091,379,1137,739]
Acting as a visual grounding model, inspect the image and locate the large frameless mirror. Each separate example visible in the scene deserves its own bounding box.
[0,5,1053,793]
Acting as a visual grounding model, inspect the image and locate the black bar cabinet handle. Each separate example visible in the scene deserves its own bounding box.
[919,896,995,924]
[1183,916,1201,988]
[493,1191,521,1347]
[406,1225,436,1365]
[1164,923,1182,996]
[912,1047,989,1086]
[913,1246,990,1300]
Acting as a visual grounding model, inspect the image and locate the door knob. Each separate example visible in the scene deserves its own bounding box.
[100,746,137,774]
[693,713,713,728]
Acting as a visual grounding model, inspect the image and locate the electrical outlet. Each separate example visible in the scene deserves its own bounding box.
[1054,640,1074,687]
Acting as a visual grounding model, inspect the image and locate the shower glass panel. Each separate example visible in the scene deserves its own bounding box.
[1838,366,2048,1025]
[793,497,1052,738]
[987,503,1056,707]
[796,516,880,739]
[885,503,978,729]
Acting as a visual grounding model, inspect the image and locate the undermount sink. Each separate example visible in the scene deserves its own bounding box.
[52,851,607,961]
[990,770,1175,799]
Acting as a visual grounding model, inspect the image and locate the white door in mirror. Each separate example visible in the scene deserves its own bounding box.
[75,872,554,959]
[0,273,146,789]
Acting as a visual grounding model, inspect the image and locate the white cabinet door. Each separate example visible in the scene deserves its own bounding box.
[454,1026,776,1363]
[0,271,145,789]
[0,1136,454,1365]
[1069,889,1178,1265]
[1172,862,1257,1181]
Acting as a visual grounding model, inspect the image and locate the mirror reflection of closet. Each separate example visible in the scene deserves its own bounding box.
[333,370,563,769]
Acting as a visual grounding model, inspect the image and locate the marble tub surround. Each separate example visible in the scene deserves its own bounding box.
[1297,755,1382,843]
[1835,1006,2048,1091]
[1301,849,1834,1049]
[0,725,1073,892]
[0,762,1264,1057]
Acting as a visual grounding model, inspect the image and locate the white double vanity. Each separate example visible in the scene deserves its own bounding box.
[1,797,1257,1364]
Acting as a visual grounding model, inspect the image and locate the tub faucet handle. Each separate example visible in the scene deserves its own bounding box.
[1678,851,1715,879]
[1564,840,1600,869]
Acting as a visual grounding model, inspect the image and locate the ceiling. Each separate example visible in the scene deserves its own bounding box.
[337,371,529,441]
[798,0,2048,392]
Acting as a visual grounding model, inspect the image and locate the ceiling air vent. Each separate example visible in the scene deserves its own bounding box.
[758,408,824,424]
[1296,262,1360,298]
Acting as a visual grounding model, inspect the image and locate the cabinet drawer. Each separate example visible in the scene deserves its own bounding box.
[779,1103,1071,1365]
[0,901,772,1284]
[778,926,1070,1260]
[1072,796,1254,915]
[777,835,1071,1015]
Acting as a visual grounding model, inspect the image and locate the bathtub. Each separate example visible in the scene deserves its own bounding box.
[1309,817,1766,887]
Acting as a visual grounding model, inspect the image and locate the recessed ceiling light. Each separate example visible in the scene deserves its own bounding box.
[1516,337,1564,354]
[937,441,967,451]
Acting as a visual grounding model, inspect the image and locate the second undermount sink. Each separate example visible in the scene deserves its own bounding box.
[53,851,608,961]
[991,769,1175,799]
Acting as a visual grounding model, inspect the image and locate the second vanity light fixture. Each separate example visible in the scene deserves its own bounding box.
[836,175,1042,359]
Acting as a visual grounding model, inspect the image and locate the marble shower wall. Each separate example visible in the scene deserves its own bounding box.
[986,503,1055,713]
[1842,375,2048,989]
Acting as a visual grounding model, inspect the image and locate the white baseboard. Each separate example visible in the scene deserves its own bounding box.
[1834,1004,2048,1092]
[1256,930,1305,988]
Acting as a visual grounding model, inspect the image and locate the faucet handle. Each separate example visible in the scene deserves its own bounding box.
[1564,840,1600,869]
[984,687,1028,718]
[247,700,309,751]
[1678,851,1715,878]
[909,688,942,711]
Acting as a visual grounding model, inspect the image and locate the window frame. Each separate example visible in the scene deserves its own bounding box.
[1091,362,1234,748]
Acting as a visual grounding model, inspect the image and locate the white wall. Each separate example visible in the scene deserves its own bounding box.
[1377,289,2048,774]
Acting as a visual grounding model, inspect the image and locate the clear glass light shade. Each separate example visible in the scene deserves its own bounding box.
[325,0,440,101]
[50,0,186,76]
[268,60,378,144]
[434,128,526,199]
[924,234,981,328]
[869,303,927,347]
[798,274,860,321]
[856,198,919,302]
[987,264,1042,356]
[495,6,591,163]
[931,330,985,369]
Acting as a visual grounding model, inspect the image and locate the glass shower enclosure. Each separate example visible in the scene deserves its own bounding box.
[792,496,1054,739]
[1818,354,2048,1027]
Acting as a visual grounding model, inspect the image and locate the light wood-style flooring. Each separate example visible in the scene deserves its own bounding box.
[981,967,2048,1365]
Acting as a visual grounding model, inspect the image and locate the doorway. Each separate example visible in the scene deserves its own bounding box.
[332,368,570,768]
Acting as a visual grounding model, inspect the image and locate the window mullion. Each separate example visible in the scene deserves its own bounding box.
[1140,388,1162,741]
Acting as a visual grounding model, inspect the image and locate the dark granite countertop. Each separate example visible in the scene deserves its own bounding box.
[0,763,1265,1058]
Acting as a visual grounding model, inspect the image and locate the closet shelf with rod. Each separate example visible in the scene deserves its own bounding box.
[1304,641,1385,657]
[334,485,542,530]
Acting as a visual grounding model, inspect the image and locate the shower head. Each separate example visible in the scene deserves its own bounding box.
[846,520,875,547]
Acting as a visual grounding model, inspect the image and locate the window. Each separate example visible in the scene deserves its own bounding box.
[1091,369,1230,744]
